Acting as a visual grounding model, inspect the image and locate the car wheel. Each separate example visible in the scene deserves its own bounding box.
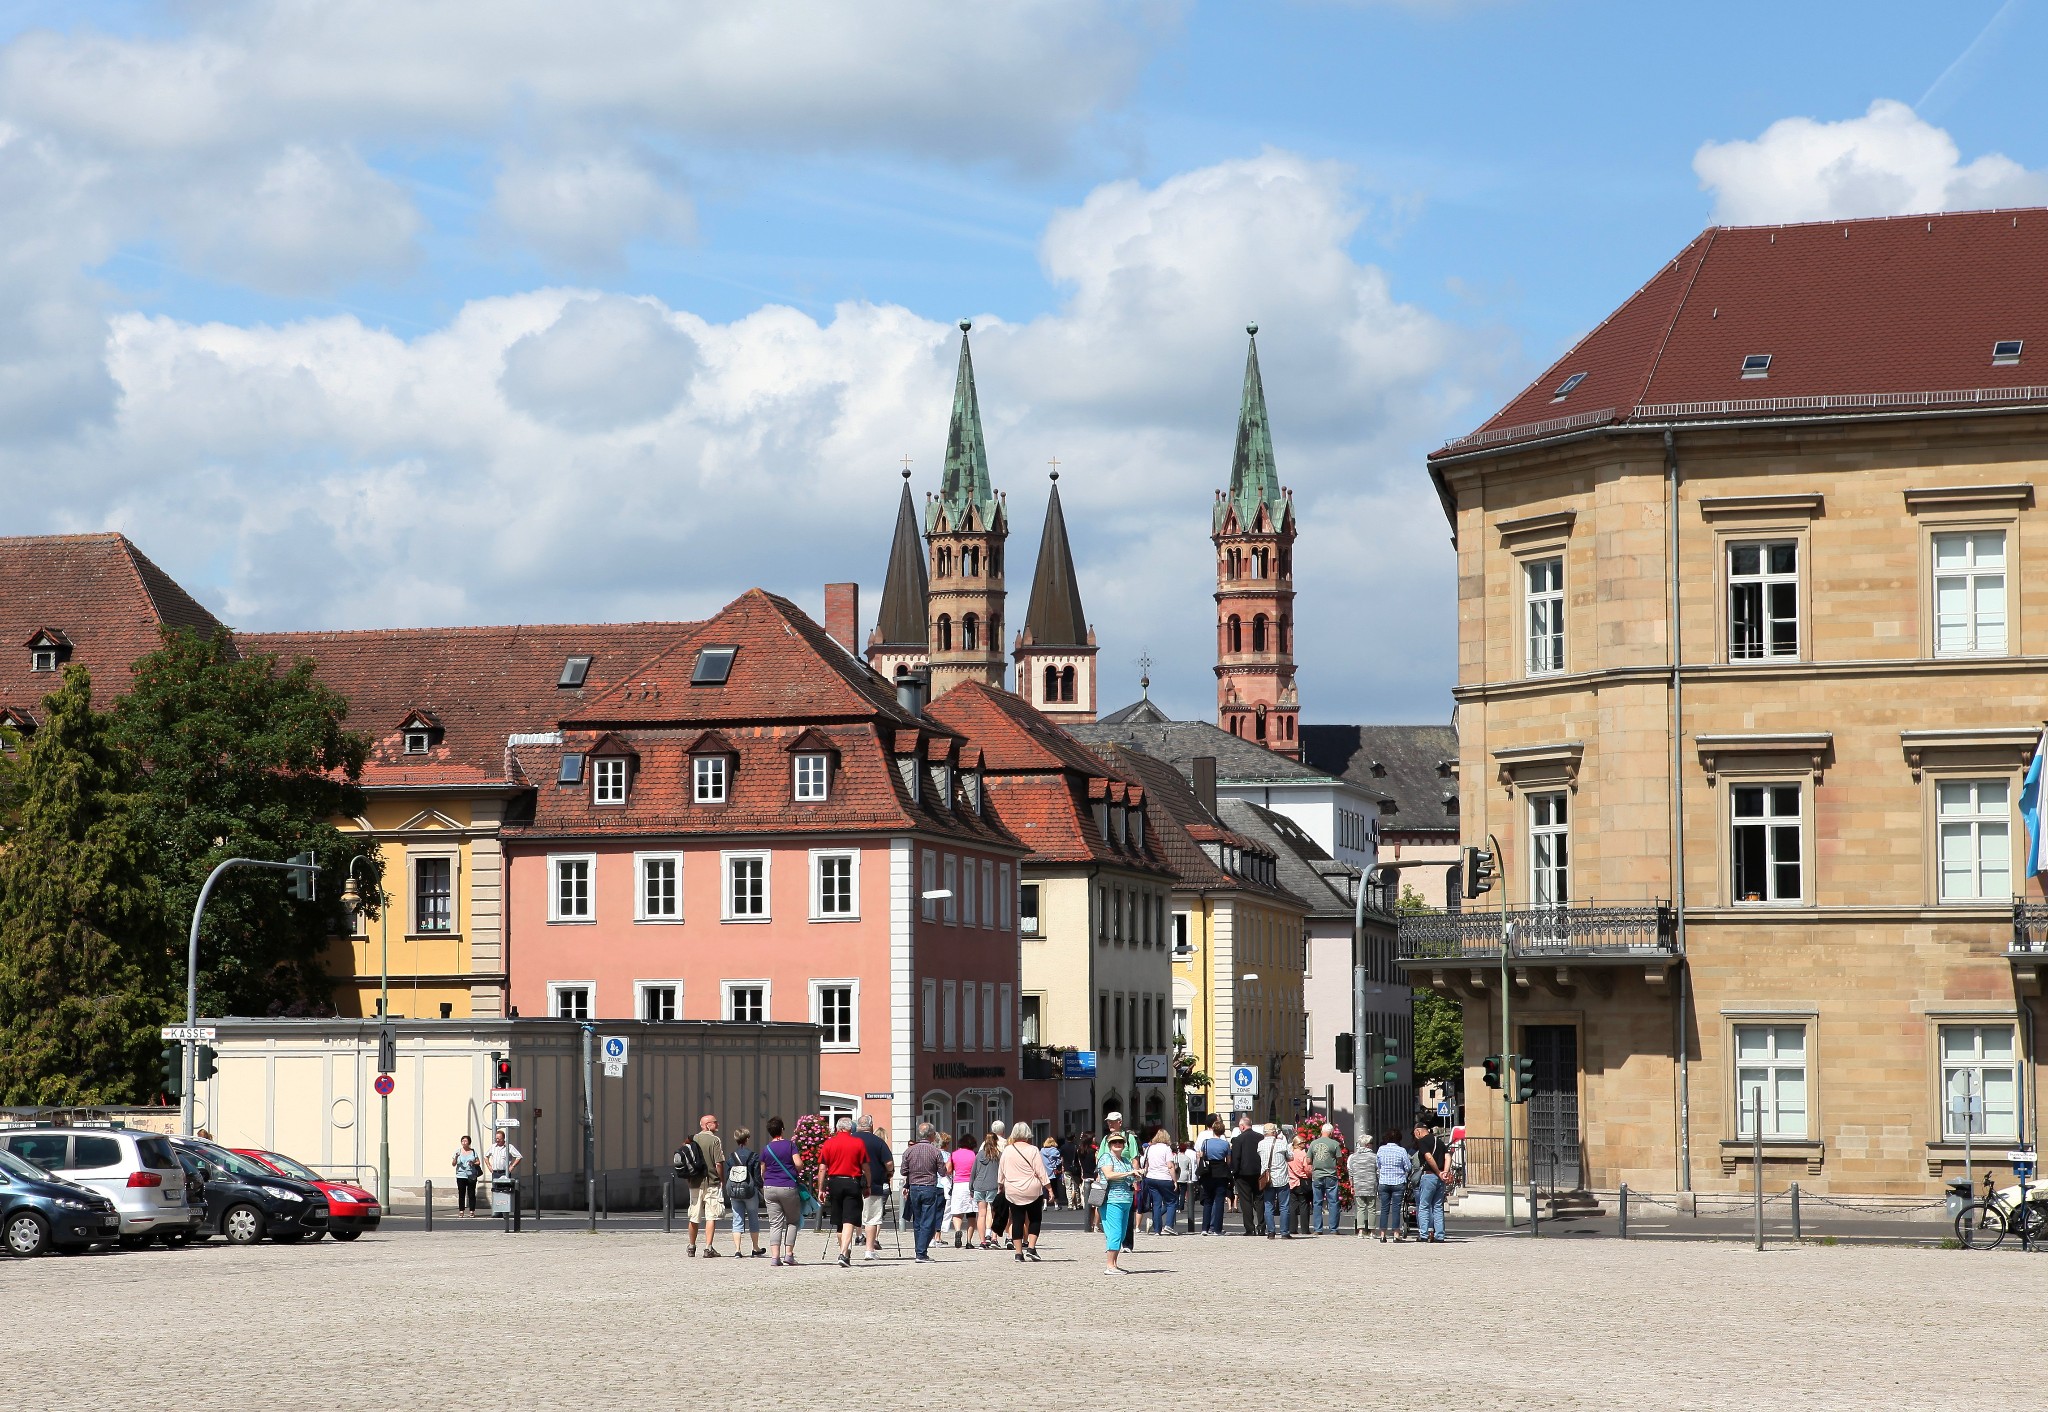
[222,1204,265,1246]
[331,1228,361,1242]
[159,1230,193,1249]
[5,1212,50,1258]
[118,1234,154,1251]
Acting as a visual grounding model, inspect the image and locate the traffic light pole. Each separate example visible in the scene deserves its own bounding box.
[182,856,319,1136]
[1493,833,1514,1232]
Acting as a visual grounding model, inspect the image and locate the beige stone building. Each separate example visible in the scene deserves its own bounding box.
[1411,209,2048,1199]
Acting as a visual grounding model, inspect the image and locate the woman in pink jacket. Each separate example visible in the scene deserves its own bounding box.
[996,1121,1053,1262]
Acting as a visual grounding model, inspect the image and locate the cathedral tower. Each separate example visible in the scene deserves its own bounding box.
[1213,324,1299,757]
[1013,466,1097,722]
[866,466,930,684]
[925,321,1009,698]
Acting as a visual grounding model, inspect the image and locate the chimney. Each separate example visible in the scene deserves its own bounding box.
[894,667,929,714]
[1191,756,1217,816]
[824,583,859,653]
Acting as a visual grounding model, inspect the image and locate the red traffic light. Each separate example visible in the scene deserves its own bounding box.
[1482,1054,1503,1089]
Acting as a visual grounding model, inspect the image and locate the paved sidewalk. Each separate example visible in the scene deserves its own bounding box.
[13,1221,2038,1409]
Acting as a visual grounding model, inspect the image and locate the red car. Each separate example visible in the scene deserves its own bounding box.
[234,1150,382,1241]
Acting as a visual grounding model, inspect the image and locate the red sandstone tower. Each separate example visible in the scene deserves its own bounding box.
[1213,325,1299,758]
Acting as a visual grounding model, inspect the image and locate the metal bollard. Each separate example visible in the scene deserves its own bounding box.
[424,1179,433,1233]
[602,1172,610,1221]
[1529,1172,1540,1238]
[1618,1183,1628,1240]
[1790,1182,1801,1241]
[663,1176,675,1233]
[587,1176,596,1233]
[512,1179,522,1233]
[532,1172,541,1227]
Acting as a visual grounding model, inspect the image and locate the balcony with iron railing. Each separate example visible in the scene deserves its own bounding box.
[1397,900,1677,966]
[2010,900,2048,957]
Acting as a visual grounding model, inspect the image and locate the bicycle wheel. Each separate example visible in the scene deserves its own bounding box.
[2013,1202,2048,1249]
[1955,1201,2007,1250]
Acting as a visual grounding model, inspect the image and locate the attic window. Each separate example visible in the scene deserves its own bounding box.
[30,649,57,672]
[691,647,737,685]
[1740,353,1772,379]
[558,753,586,785]
[404,731,432,755]
[558,655,592,689]
[1993,339,2024,366]
[593,756,629,804]
[1551,372,1587,401]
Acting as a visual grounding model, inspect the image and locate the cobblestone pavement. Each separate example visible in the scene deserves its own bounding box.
[10,1225,2035,1410]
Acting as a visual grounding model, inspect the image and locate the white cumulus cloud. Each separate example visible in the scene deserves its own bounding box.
[1694,99,2048,225]
[492,150,694,270]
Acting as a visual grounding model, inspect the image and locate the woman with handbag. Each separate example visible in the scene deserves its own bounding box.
[724,1126,766,1257]
[1096,1112,1139,1274]
[760,1117,804,1267]
[997,1122,1051,1262]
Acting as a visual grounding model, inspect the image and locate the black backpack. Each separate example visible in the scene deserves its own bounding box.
[673,1139,708,1181]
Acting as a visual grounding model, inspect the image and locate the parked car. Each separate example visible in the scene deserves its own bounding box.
[0,1126,198,1248]
[0,1145,121,1257]
[234,1149,381,1241]
[170,1137,329,1245]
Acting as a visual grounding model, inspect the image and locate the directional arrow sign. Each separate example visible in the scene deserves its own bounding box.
[160,1026,218,1042]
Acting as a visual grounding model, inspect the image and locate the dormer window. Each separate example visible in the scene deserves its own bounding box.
[1131,812,1144,849]
[794,753,829,802]
[24,629,70,673]
[404,731,431,755]
[694,755,727,803]
[31,649,56,672]
[593,756,629,804]
[899,755,921,804]
[397,710,442,755]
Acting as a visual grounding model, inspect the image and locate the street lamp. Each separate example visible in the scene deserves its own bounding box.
[343,857,390,1207]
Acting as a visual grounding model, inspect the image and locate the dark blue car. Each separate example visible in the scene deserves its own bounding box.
[1,1144,121,1256]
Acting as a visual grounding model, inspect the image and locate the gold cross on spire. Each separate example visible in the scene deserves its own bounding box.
[900,453,913,480]
[1048,455,1061,481]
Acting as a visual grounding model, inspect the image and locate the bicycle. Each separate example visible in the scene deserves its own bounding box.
[1953,1170,2047,1250]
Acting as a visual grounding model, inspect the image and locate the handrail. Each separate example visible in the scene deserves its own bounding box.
[1398,900,1676,961]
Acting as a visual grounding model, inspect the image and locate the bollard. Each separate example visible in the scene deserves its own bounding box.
[587,1175,596,1233]
[663,1176,675,1233]
[1618,1183,1628,1240]
[1529,1171,1540,1238]
[512,1179,522,1233]
[424,1179,433,1233]
[603,1171,610,1221]
[1790,1182,1801,1241]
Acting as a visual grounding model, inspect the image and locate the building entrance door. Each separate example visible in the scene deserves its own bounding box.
[1524,1024,1581,1190]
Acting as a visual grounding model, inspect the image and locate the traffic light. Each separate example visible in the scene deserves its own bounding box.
[1514,1054,1536,1104]
[377,1026,397,1074]
[495,1056,512,1089]
[161,1044,183,1099]
[1482,1055,1502,1090]
[1463,845,1496,899]
[194,1045,218,1082]
[288,850,318,901]
[1333,1033,1355,1073]
[1379,1034,1400,1085]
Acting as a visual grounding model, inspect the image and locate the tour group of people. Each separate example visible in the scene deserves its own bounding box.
[631,1108,1458,1271]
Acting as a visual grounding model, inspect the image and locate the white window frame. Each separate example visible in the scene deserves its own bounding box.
[963,979,978,1050]
[1020,994,1042,1047]
[921,850,937,921]
[999,983,1014,1050]
[1733,1022,1808,1139]
[794,752,830,801]
[409,850,458,935]
[981,861,996,929]
[549,981,594,1021]
[1727,539,1800,661]
[592,755,628,804]
[722,850,770,921]
[810,848,859,920]
[981,983,996,1053]
[1529,791,1569,906]
[942,980,959,1050]
[811,979,859,1052]
[922,978,937,1051]
[1932,529,2008,658]
[722,980,770,1024]
[1940,1023,2019,1141]
[635,980,682,1023]
[1937,777,2012,903]
[548,853,596,923]
[634,851,683,922]
[1731,783,1803,904]
[960,854,977,928]
[941,855,958,924]
[1524,555,1564,676]
[693,754,728,803]
[999,864,1012,927]
[1019,882,1040,937]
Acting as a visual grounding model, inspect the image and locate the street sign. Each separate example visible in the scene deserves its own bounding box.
[2007,1150,2037,1163]
[490,1088,527,1103]
[373,1074,395,1096]
[1133,1053,1170,1084]
[602,1036,629,1062]
[1229,1064,1258,1096]
[1436,1101,1451,1118]
[1232,1094,1255,1112]
[1062,1051,1097,1079]
[863,1092,893,1101]
[602,1060,625,1078]
[490,1117,521,1129]
[160,1026,217,1042]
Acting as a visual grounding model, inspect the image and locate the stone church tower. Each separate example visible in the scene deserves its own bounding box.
[1213,325,1300,757]
[924,321,1009,699]
[1013,467,1097,722]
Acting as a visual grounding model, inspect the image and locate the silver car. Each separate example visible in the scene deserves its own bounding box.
[0,1127,197,1248]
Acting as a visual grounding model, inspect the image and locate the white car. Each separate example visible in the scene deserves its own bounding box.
[0,1127,197,1248]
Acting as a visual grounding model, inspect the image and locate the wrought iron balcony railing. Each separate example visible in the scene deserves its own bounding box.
[1397,900,1676,964]
[2012,901,2048,957]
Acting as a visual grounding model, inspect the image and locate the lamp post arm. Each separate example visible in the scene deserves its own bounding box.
[181,856,316,1135]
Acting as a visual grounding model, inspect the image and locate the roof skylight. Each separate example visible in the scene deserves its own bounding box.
[1740,353,1772,378]
[691,646,738,686]
[558,753,585,784]
[1551,372,1587,400]
[1993,339,2023,365]
[558,655,592,688]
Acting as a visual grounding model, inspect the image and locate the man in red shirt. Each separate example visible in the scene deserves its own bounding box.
[816,1117,870,1268]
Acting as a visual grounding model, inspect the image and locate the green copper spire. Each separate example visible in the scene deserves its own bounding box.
[1217,323,1288,533]
[929,321,1003,533]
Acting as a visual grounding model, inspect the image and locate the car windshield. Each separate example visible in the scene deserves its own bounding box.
[0,1147,53,1181]
[187,1144,276,1181]
[258,1152,322,1183]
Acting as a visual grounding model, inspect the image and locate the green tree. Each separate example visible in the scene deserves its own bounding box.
[111,629,378,1018]
[1400,885,1465,1082]
[0,666,168,1103]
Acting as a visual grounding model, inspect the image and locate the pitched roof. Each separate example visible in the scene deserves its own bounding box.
[1217,799,1358,919]
[240,621,701,788]
[1070,717,1386,799]
[1300,724,1458,836]
[927,322,1005,535]
[0,533,229,722]
[1090,741,1301,908]
[927,679,1114,777]
[1438,208,2048,460]
[1215,326,1293,535]
[871,473,929,649]
[1018,477,1089,648]
[1098,696,1171,725]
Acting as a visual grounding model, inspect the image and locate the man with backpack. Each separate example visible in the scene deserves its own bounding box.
[855,1115,894,1261]
[1197,1117,1233,1234]
[679,1113,724,1258]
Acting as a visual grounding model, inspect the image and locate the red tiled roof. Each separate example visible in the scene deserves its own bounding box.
[926,680,1118,777]
[1091,741,1300,906]
[1439,207,2048,458]
[0,533,228,721]
[240,621,702,788]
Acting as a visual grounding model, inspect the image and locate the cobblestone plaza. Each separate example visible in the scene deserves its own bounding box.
[13,1225,2033,1409]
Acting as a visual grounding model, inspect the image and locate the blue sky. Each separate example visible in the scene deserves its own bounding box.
[0,0,2040,722]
